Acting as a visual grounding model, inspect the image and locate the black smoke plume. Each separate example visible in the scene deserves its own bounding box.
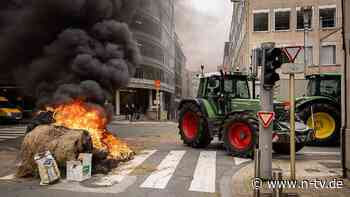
[0,0,141,107]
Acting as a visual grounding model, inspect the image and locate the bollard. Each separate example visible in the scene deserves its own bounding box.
[272,170,283,197]
[254,149,261,197]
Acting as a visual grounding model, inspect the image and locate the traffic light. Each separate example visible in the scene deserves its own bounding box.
[263,48,283,89]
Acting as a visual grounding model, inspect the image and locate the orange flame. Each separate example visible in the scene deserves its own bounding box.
[49,99,133,160]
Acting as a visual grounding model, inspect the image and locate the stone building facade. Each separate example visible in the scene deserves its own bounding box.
[228,0,344,100]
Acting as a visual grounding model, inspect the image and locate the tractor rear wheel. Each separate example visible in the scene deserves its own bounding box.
[223,114,258,158]
[297,103,340,146]
[178,103,212,148]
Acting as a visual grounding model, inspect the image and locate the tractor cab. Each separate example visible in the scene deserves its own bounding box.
[305,74,341,103]
[197,72,253,115]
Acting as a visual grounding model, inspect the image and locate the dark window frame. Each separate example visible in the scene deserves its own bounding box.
[274,10,291,31]
[296,8,313,30]
[253,12,269,32]
[319,7,336,28]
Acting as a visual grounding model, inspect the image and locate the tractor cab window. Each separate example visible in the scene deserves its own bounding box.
[236,80,250,99]
[224,78,250,99]
[207,78,220,97]
[307,78,340,99]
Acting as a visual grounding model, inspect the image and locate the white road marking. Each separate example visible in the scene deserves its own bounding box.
[301,151,340,156]
[0,126,26,141]
[234,157,251,166]
[140,150,186,189]
[94,149,157,186]
[0,174,16,180]
[189,151,216,193]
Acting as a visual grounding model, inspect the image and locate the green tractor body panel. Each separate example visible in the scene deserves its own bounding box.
[231,99,260,113]
[201,99,217,118]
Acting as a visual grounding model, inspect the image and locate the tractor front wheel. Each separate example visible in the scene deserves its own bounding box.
[178,103,212,148]
[223,114,258,158]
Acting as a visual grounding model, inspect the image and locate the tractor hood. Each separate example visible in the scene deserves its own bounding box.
[230,99,286,117]
[230,99,260,113]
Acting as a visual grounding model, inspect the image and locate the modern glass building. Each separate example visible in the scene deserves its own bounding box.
[115,0,178,120]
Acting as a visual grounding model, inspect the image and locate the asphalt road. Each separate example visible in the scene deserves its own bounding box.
[0,122,341,197]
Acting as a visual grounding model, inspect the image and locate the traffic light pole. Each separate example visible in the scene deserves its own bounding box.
[259,42,275,179]
[290,73,296,180]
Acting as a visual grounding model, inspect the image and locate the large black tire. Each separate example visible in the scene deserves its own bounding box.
[178,102,212,148]
[297,103,340,146]
[223,114,258,158]
[272,142,304,155]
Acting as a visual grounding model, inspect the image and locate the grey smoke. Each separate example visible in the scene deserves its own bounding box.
[0,0,141,108]
[174,0,232,72]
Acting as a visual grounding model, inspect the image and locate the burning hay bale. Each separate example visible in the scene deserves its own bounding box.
[17,99,135,177]
[50,100,135,162]
[17,125,93,178]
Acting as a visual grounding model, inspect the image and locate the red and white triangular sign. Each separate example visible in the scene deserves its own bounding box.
[283,47,303,63]
[257,111,275,128]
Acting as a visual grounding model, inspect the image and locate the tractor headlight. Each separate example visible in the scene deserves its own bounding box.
[6,112,12,116]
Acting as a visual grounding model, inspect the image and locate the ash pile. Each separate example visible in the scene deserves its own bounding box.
[0,0,142,180]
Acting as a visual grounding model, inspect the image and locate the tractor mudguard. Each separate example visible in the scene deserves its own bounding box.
[296,96,340,111]
[179,98,215,118]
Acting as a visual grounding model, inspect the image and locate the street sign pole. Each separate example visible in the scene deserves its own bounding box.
[156,89,160,121]
[154,80,161,121]
[281,46,305,180]
[259,42,275,179]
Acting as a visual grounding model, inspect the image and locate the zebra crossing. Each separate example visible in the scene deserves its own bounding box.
[0,125,26,141]
[49,149,252,194]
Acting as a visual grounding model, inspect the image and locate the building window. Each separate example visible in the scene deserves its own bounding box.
[253,12,269,32]
[320,45,336,65]
[137,40,165,63]
[131,14,162,38]
[319,7,336,28]
[295,47,313,65]
[274,9,290,31]
[297,8,312,30]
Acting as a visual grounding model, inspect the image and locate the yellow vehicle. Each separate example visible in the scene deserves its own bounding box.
[0,96,23,122]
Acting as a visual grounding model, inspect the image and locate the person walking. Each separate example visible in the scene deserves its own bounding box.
[125,104,130,120]
[130,104,136,121]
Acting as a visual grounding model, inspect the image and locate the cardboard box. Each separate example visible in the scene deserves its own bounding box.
[34,151,60,185]
[66,153,92,182]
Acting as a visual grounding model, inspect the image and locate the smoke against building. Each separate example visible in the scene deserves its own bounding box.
[115,0,185,120]
[0,0,188,120]
[0,0,142,113]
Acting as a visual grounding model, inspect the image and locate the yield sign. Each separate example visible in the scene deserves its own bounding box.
[282,47,303,63]
[257,111,275,128]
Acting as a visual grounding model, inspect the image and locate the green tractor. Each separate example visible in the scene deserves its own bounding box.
[296,73,341,146]
[178,71,313,157]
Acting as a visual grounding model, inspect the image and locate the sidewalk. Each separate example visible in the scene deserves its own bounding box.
[231,156,350,197]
